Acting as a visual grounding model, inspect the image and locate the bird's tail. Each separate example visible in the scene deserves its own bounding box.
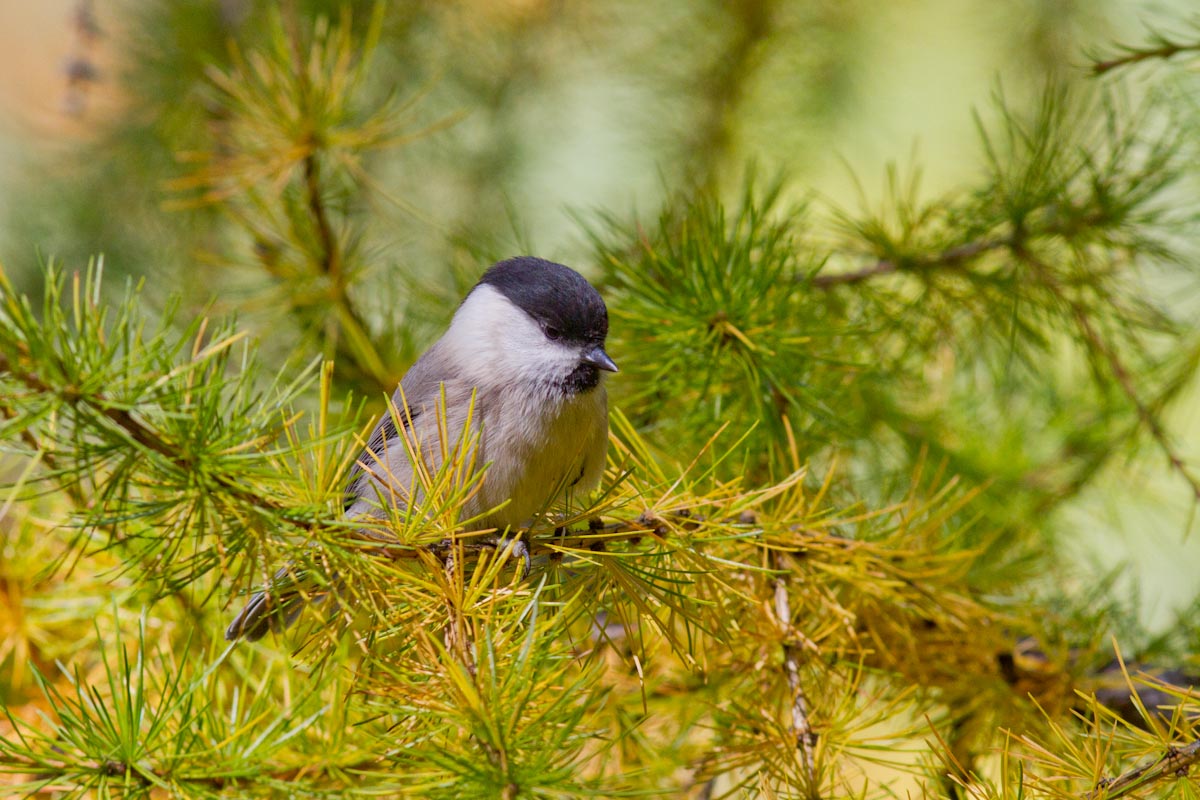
[225,566,339,642]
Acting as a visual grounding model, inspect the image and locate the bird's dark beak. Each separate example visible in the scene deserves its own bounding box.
[581,345,618,373]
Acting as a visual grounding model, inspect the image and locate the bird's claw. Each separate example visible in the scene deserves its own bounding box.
[484,535,531,580]
[510,538,531,579]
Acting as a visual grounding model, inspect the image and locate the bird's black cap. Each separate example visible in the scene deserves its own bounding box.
[477,256,609,345]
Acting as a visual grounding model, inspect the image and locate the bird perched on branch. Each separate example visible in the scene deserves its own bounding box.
[227,256,617,641]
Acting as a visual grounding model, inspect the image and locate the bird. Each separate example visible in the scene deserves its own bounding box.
[226,256,618,641]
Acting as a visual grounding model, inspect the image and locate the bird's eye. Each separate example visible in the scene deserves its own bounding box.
[544,326,562,341]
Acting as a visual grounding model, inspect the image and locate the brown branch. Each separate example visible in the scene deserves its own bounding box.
[810,259,898,288]
[1092,40,1200,76]
[1,352,174,460]
[1,402,56,475]
[283,0,338,286]
[1071,307,1200,502]
[2,350,660,563]
[810,236,1011,288]
[303,152,340,281]
[274,0,391,397]
[441,546,476,676]
[1013,249,1200,503]
[2,750,386,793]
[0,351,293,516]
[0,352,275,620]
[295,152,392,394]
[810,208,1120,289]
[770,551,819,794]
[378,516,668,565]
[1085,739,1200,799]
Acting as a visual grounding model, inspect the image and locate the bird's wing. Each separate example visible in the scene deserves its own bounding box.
[342,343,453,510]
[343,412,409,511]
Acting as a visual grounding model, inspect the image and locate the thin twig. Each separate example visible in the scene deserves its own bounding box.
[0,352,295,516]
[1014,249,1200,503]
[2,751,387,792]
[810,209,1116,289]
[1071,306,1200,501]
[1091,40,1200,76]
[303,153,341,281]
[0,353,175,460]
[810,236,1010,288]
[294,155,391,393]
[816,224,1200,500]
[275,1,391,396]
[0,359,231,620]
[770,551,819,793]
[1085,739,1200,799]
[383,516,669,564]
[440,544,477,676]
[810,259,898,288]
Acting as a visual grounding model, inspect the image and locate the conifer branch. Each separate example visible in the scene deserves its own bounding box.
[1069,301,1200,502]
[1091,38,1200,75]
[1085,739,1200,799]
[1,744,385,793]
[296,145,392,396]
[1015,248,1200,502]
[281,4,390,394]
[168,3,407,398]
[1,359,217,622]
[811,206,1116,290]
[771,552,819,792]
[0,403,54,476]
[0,351,292,514]
[810,236,1010,288]
[303,153,340,282]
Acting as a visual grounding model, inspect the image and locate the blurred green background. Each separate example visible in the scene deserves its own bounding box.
[1,0,1198,630]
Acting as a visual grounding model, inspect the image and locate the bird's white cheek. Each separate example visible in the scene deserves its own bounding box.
[516,339,582,384]
[442,286,577,384]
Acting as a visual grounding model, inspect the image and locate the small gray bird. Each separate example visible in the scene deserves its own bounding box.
[226,257,617,641]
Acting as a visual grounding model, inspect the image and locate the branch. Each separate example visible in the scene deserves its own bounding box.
[0,367,211,620]
[810,236,1011,288]
[0,351,296,518]
[295,159,393,394]
[1091,39,1200,76]
[1086,740,1200,799]
[303,152,341,282]
[385,515,676,565]
[1,751,384,793]
[810,205,1123,290]
[770,551,819,793]
[1,349,757,571]
[1014,249,1200,503]
[0,352,173,460]
[1071,306,1200,502]
[255,2,393,397]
